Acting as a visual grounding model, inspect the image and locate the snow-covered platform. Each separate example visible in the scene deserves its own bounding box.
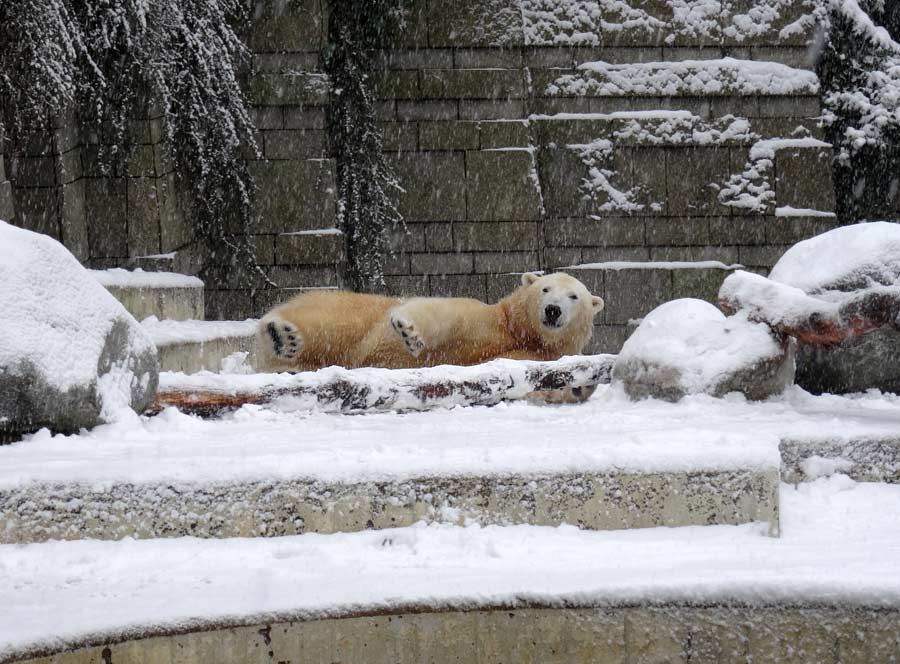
[4,386,900,544]
[91,268,204,322]
[3,478,900,663]
[141,318,258,374]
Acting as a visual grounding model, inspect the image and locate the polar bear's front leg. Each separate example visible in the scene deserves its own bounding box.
[390,313,426,357]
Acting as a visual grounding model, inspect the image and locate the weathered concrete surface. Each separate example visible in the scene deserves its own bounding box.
[105,285,204,322]
[781,437,900,484]
[0,469,779,544]
[8,606,900,664]
[156,335,257,374]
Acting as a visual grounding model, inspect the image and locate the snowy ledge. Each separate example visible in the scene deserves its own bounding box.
[548,58,820,98]
[565,260,743,271]
[140,318,258,347]
[90,268,203,289]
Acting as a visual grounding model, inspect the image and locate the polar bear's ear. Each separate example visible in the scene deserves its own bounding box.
[521,272,540,287]
[591,296,605,312]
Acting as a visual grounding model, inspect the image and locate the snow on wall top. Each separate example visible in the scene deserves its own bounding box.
[566,260,743,271]
[520,0,815,46]
[548,58,820,97]
[768,221,900,295]
[0,221,155,393]
[90,268,204,289]
[141,317,258,346]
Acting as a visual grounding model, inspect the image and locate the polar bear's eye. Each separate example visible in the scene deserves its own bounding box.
[569,294,578,300]
[542,287,550,293]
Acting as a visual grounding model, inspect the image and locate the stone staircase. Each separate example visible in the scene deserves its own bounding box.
[92,268,259,373]
[2,392,899,662]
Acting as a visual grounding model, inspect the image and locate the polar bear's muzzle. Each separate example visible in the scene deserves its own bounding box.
[542,304,563,328]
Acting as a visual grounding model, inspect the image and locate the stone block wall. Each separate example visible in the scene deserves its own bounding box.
[1,0,841,353]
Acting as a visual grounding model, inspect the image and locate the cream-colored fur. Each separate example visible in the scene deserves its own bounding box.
[257,272,604,372]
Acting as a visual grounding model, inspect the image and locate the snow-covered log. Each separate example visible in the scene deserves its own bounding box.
[719,223,900,346]
[719,270,900,346]
[150,355,616,417]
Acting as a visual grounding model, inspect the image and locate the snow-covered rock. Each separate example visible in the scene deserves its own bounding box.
[612,299,794,402]
[769,221,900,296]
[0,222,158,438]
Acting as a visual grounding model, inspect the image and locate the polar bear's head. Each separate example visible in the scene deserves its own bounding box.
[519,272,604,347]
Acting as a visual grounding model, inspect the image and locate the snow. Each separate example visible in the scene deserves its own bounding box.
[748,137,832,161]
[719,270,838,325]
[90,268,203,289]
[4,382,900,489]
[140,317,258,346]
[529,110,696,121]
[616,299,783,395]
[549,58,819,97]
[768,221,900,295]
[566,260,742,271]
[799,454,854,480]
[279,228,343,236]
[0,221,155,395]
[719,138,831,212]
[774,206,837,218]
[521,0,812,47]
[2,476,900,659]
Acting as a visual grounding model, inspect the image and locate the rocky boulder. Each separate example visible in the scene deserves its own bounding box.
[613,298,794,402]
[0,221,158,441]
[720,222,900,394]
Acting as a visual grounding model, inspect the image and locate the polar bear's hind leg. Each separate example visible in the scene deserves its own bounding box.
[265,318,304,359]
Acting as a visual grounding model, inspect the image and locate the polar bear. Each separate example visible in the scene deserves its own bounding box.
[257,272,604,373]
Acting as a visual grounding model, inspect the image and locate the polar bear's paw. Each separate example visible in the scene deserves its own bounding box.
[265,318,303,359]
[390,314,426,357]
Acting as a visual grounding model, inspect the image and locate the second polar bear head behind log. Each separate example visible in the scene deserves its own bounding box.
[257,271,604,372]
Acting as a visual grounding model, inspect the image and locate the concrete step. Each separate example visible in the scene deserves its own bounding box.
[91,268,204,321]
[781,436,900,484]
[9,606,899,664]
[0,466,779,544]
[4,477,899,662]
[141,318,258,373]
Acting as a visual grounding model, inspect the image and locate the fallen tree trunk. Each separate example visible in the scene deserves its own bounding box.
[149,355,616,418]
[719,271,900,346]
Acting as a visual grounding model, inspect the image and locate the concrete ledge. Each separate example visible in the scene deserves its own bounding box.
[8,605,899,664]
[141,319,258,373]
[105,285,204,322]
[781,437,900,484]
[91,270,205,321]
[0,469,779,544]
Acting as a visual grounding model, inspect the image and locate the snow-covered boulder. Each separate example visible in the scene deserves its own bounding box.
[769,221,900,296]
[720,222,900,394]
[0,222,158,439]
[612,299,794,402]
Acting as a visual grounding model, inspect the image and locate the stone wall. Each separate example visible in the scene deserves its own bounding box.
[1,0,840,352]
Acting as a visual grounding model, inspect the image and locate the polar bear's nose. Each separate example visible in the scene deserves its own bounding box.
[544,304,562,324]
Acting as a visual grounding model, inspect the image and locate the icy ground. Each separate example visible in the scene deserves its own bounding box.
[2,477,900,659]
[3,384,900,488]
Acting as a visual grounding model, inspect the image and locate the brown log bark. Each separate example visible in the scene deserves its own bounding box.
[149,355,616,418]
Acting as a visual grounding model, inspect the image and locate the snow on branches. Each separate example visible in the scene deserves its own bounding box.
[0,0,262,279]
